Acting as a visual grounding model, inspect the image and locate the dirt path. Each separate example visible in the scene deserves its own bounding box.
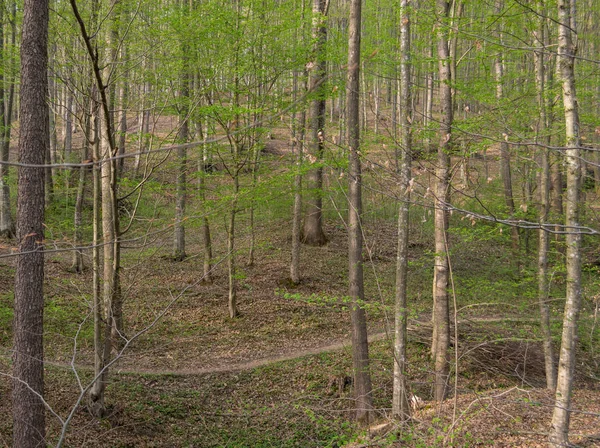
[37,316,547,377]
[41,330,390,377]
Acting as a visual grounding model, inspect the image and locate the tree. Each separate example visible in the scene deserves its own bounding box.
[392,0,412,421]
[0,3,14,239]
[12,0,50,445]
[173,0,191,262]
[346,0,373,425]
[432,0,452,403]
[533,0,556,392]
[69,0,122,415]
[302,0,328,246]
[493,0,519,262]
[548,0,583,445]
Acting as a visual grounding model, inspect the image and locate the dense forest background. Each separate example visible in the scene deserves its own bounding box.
[1,0,600,446]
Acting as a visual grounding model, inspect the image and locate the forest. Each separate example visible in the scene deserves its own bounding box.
[1,0,600,446]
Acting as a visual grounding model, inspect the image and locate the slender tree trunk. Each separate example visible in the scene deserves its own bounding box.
[0,4,14,238]
[448,0,463,112]
[64,90,73,161]
[549,1,582,445]
[117,56,128,175]
[12,1,49,445]
[302,0,328,246]
[393,0,412,421]
[71,0,123,412]
[228,177,240,318]
[291,70,307,284]
[374,77,380,136]
[347,0,373,425]
[173,47,189,261]
[70,96,91,273]
[424,42,434,153]
[173,129,187,261]
[200,116,212,282]
[134,82,150,177]
[432,0,452,403]
[494,0,519,261]
[247,129,261,267]
[534,2,556,392]
[46,51,56,207]
[88,94,111,418]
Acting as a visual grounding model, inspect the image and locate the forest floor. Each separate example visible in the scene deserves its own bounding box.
[1,129,600,446]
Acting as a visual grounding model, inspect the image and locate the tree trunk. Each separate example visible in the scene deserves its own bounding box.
[432,0,452,403]
[392,0,412,422]
[64,90,74,162]
[173,66,188,261]
[228,178,240,318]
[548,1,582,445]
[347,0,373,425]
[12,1,49,445]
[0,5,14,239]
[424,42,434,153]
[70,0,123,413]
[134,82,150,177]
[291,70,307,285]
[534,1,556,392]
[88,93,111,418]
[494,0,519,261]
[117,53,128,176]
[70,95,91,273]
[200,116,212,283]
[302,0,328,246]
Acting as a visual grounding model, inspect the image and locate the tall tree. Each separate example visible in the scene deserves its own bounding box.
[12,0,50,445]
[432,0,452,403]
[290,71,307,284]
[302,0,328,246]
[173,0,191,262]
[347,0,373,425]
[533,0,556,392]
[494,0,519,260]
[70,0,122,415]
[0,3,14,238]
[548,0,583,445]
[392,0,412,421]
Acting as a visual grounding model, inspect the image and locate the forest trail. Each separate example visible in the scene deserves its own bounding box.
[40,316,545,377]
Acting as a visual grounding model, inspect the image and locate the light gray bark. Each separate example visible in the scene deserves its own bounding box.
[290,69,306,284]
[494,0,519,260]
[0,4,15,238]
[70,0,122,415]
[173,35,189,262]
[70,93,91,273]
[200,116,212,283]
[392,0,412,422]
[432,0,452,403]
[228,176,240,318]
[549,1,582,445]
[534,2,556,392]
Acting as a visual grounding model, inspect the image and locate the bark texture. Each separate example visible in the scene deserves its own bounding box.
[12,1,49,445]
[494,0,519,259]
[302,0,328,246]
[432,0,452,403]
[290,70,306,284]
[173,74,188,261]
[392,0,412,421]
[347,0,373,425]
[549,1,582,445]
[0,4,14,238]
[534,2,556,392]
